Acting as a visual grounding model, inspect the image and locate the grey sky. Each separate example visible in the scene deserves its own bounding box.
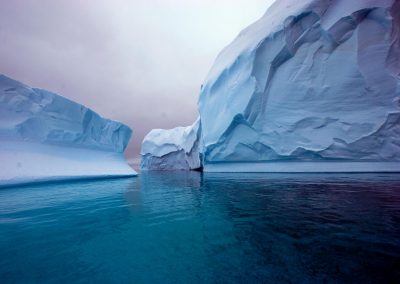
[0,0,274,161]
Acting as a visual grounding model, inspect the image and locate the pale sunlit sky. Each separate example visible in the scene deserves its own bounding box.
[0,0,275,161]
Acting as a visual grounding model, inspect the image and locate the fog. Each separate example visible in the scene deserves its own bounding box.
[0,0,274,162]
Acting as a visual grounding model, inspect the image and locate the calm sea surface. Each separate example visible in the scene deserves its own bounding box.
[0,173,399,283]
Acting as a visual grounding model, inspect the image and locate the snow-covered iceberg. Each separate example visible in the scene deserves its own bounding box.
[0,75,137,187]
[141,119,201,170]
[142,0,400,172]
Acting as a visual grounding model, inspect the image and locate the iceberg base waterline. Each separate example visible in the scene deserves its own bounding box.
[204,162,400,173]
[0,141,137,187]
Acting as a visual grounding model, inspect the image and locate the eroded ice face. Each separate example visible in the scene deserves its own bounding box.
[141,0,400,172]
[141,119,201,171]
[0,75,136,186]
[198,0,400,167]
[0,75,132,153]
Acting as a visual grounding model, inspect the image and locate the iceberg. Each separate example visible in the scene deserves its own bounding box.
[0,75,137,187]
[142,0,400,172]
[141,119,201,170]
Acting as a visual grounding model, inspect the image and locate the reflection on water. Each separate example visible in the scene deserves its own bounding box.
[0,173,399,283]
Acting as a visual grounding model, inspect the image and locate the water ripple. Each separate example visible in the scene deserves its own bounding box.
[0,173,399,283]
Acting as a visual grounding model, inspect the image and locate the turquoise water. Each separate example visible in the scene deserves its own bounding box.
[0,173,399,283]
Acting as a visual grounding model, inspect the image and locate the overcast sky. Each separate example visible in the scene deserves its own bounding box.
[0,0,274,161]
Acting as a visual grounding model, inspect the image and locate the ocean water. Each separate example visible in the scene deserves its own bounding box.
[0,173,399,283]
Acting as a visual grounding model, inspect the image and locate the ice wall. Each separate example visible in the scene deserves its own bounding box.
[0,75,137,186]
[141,119,201,170]
[141,0,400,172]
[198,0,400,172]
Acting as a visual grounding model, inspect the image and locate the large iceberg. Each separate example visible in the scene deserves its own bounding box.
[141,119,201,170]
[142,0,400,172]
[0,75,137,186]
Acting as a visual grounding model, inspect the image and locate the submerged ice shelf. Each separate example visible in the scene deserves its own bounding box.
[141,0,400,172]
[0,75,137,186]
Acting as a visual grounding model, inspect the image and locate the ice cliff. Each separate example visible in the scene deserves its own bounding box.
[0,75,137,186]
[141,119,201,170]
[142,0,400,172]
